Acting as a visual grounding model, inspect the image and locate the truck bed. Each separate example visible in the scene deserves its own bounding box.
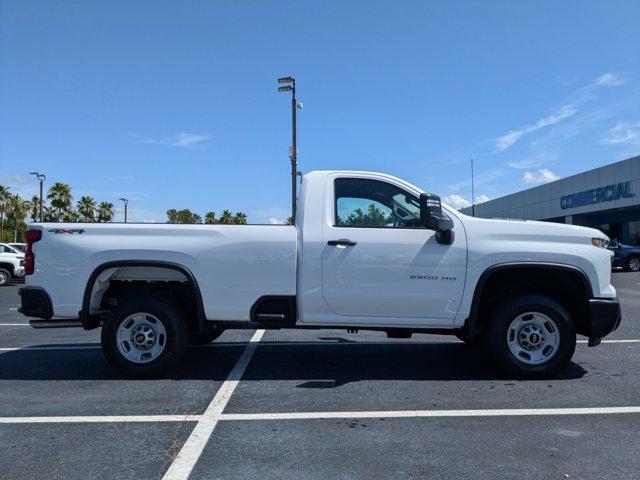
[27,223,297,321]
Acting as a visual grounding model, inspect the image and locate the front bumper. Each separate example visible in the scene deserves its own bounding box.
[18,287,53,320]
[13,266,25,278]
[588,296,621,341]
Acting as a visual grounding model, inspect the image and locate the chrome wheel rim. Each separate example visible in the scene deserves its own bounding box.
[629,258,640,271]
[116,313,167,364]
[507,311,560,365]
[0,271,8,285]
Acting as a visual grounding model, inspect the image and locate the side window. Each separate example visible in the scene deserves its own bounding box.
[334,178,423,228]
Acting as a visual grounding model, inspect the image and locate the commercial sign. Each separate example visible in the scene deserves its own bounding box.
[560,181,635,210]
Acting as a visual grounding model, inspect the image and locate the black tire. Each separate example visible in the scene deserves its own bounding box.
[189,330,224,345]
[487,293,576,379]
[0,268,10,287]
[101,296,189,378]
[626,256,640,272]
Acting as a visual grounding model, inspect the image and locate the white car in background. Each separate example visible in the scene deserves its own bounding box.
[0,243,25,286]
[9,243,26,253]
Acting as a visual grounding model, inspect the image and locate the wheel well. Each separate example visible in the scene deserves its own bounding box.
[471,266,591,337]
[81,262,205,332]
[0,262,14,272]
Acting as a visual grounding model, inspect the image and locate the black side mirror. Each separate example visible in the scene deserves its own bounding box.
[420,193,454,244]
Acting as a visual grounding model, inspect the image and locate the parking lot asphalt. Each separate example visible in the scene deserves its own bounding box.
[1,273,639,479]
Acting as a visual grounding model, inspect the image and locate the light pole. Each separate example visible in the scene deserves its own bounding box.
[29,172,46,222]
[119,198,128,223]
[470,159,475,217]
[277,76,302,224]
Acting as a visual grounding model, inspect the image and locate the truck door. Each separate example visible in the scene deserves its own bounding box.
[321,175,466,325]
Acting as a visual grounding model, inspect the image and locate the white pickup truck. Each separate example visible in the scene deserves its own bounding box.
[19,170,620,378]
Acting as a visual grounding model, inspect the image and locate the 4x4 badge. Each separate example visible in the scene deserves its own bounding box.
[48,228,86,234]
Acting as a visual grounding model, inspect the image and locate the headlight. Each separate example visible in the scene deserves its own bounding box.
[591,238,609,249]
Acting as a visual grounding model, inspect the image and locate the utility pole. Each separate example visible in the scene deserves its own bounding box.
[30,172,46,221]
[277,76,302,224]
[119,197,128,223]
[470,159,475,217]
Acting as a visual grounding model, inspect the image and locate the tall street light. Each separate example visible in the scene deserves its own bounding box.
[119,198,128,223]
[29,171,46,222]
[277,76,302,224]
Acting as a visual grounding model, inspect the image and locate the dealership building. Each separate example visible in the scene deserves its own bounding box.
[460,154,640,245]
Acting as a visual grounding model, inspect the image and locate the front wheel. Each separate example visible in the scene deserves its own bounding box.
[101,296,189,378]
[487,294,576,379]
[0,268,10,287]
[627,256,640,272]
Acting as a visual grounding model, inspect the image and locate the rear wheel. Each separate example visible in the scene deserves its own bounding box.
[487,294,576,379]
[627,256,640,272]
[101,296,189,378]
[0,268,10,287]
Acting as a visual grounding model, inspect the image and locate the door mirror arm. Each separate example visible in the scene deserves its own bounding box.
[420,193,454,245]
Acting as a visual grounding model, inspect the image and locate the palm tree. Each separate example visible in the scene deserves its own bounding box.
[8,194,29,242]
[204,211,217,224]
[0,185,10,241]
[47,182,73,221]
[42,205,56,222]
[97,202,115,222]
[219,209,234,224]
[77,196,96,222]
[29,195,40,222]
[233,212,247,225]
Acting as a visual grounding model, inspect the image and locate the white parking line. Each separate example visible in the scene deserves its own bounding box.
[220,406,640,421]
[0,323,29,326]
[1,406,638,425]
[1,339,639,354]
[162,329,265,480]
[0,415,201,424]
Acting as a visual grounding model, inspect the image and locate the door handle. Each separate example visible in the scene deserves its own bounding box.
[327,239,357,247]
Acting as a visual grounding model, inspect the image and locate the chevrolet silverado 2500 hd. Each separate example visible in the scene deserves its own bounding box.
[19,170,621,378]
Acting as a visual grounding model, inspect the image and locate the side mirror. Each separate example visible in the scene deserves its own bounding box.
[420,193,454,245]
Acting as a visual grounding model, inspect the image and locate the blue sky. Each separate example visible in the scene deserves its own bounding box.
[1,1,639,221]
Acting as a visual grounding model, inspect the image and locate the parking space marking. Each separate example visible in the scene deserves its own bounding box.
[162,329,265,480]
[2,406,637,425]
[1,339,639,354]
[0,323,29,326]
[220,406,640,421]
[0,415,201,424]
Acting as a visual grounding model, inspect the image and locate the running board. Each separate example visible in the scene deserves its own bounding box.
[30,319,83,329]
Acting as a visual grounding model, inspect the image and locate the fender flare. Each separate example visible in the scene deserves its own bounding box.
[79,260,206,331]
[465,262,594,335]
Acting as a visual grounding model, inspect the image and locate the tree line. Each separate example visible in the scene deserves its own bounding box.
[0,182,118,242]
[0,181,256,243]
[166,209,248,224]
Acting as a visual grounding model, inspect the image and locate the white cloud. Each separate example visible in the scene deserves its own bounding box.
[601,122,640,146]
[268,217,287,224]
[593,73,627,88]
[495,105,577,151]
[475,194,490,204]
[129,132,211,148]
[443,194,471,210]
[494,72,627,152]
[522,168,559,185]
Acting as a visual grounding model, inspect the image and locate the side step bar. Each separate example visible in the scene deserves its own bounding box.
[29,319,83,329]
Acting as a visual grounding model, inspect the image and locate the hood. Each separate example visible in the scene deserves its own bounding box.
[457,214,605,243]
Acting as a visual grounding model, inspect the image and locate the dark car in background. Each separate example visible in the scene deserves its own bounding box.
[609,241,640,272]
